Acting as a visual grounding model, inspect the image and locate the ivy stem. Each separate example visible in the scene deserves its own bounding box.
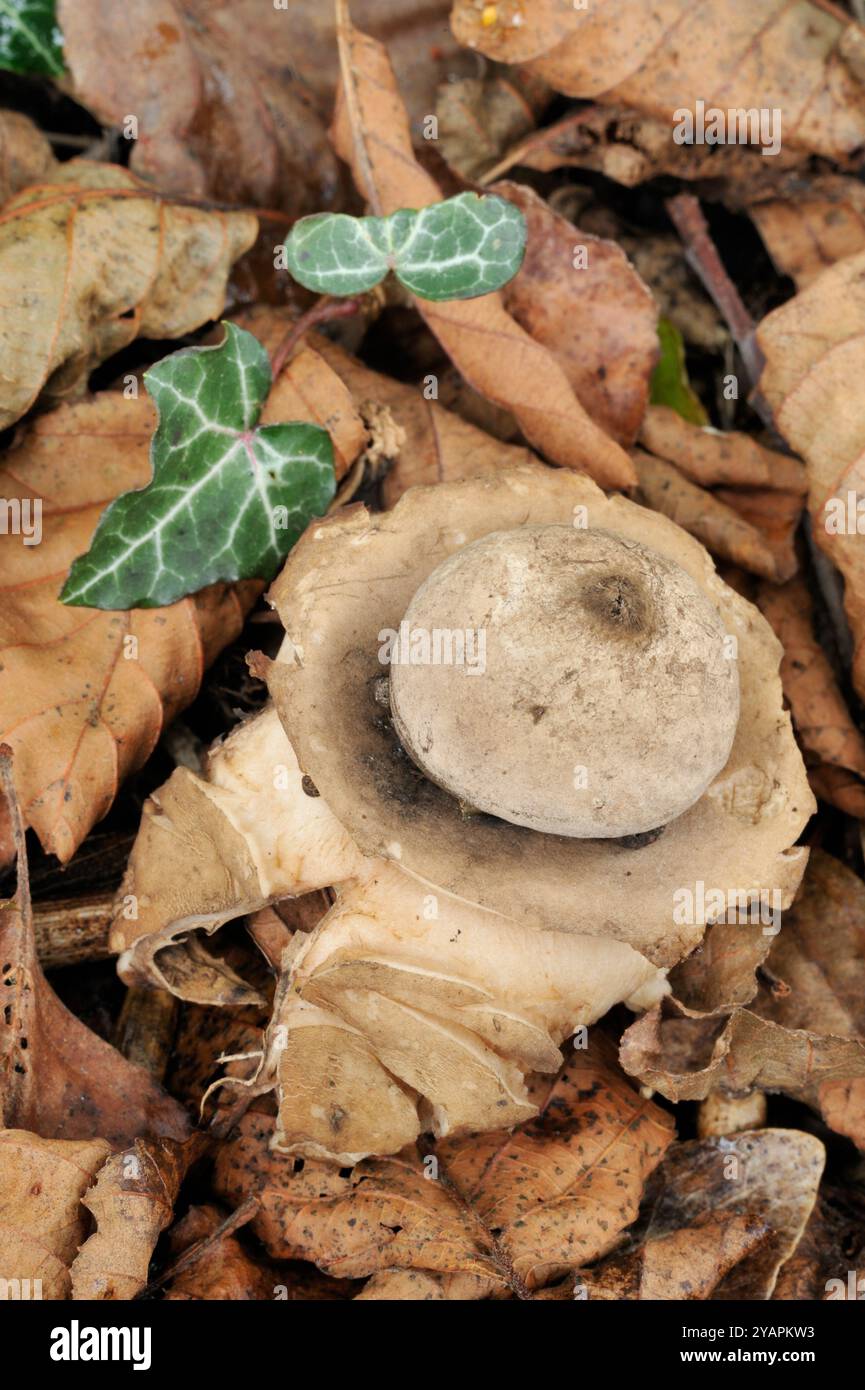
[269,297,362,381]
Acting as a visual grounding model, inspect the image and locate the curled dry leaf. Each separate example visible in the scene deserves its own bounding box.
[0,160,257,431]
[581,1130,825,1301]
[213,1036,674,1297]
[758,578,865,818]
[0,108,56,206]
[0,807,189,1147]
[113,465,811,1159]
[492,181,658,445]
[757,250,865,701]
[452,0,865,163]
[70,1136,197,1300]
[640,406,807,493]
[0,1130,111,1299]
[632,448,785,581]
[330,10,636,490]
[773,1184,865,1301]
[623,853,865,1145]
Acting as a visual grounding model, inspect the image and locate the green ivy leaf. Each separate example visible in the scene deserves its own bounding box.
[0,0,63,76]
[284,191,527,301]
[649,317,708,426]
[61,324,335,610]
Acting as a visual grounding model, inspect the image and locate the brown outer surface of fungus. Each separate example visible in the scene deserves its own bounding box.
[266,464,813,971]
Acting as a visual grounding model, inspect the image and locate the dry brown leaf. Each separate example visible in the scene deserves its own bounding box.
[483,102,802,190]
[453,0,865,162]
[213,1035,674,1298]
[56,0,342,217]
[773,1185,865,1300]
[0,1129,111,1299]
[757,250,865,701]
[1,755,189,1148]
[0,160,256,431]
[640,406,807,492]
[633,448,781,580]
[163,1205,283,1302]
[0,110,56,206]
[715,487,802,587]
[749,176,865,288]
[493,181,657,444]
[757,578,865,817]
[70,1136,196,1299]
[330,10,636,490]
[436,70,549,182]
[582,1131,825,1301]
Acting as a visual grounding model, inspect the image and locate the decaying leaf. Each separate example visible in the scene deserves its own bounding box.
[641,407,807,493]
[0,160,257,431]
[758,578,865,817]
[758,249,865,701]
[435,69,549,182]
[0,1130,111,1299]
[330,9,636,489]
[213,1035,674,1297]
[162,1204,283,1302]
[749,176,865,289]
[0,747,189,1147]
[0,108,56,204]
[492,181,658,444]
[581,1130,825,1301]
[452,0,865,163]
[70,1136,197,1299]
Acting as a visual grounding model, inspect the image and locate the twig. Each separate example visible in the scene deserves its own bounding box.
[269,296,361,381]
[114,985,179,1082]
[665,193,768,415]
[138,1195,259,1298]
[34,892,114,968]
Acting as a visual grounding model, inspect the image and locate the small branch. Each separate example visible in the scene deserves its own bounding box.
[665,193,768,417]
[269,296,361,381]
[114,986,179,1082]
[34,892,114,968]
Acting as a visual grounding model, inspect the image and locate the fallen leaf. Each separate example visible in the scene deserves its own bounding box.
[162,1204,281,1302]
[757,580,865,817]
[0,108,56,204]
[213,1035,674,1297]
[648,319,708,426]
[493,181,658,444]
[0,1129,111,1299]
[0,159,257,430]
[641,406,807,492]
[454,0,865,163]
[632,448,782,580]
[749,176,865,288]
[435,68,550,182]
[773,1184,865,1300]
[581,1130,825,1301]
[757,249,865,700]
[330,9,636,489]
[70,1136,196,1299]
[0,763,190,1146]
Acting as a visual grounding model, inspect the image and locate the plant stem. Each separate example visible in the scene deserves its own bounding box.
[269,297,361,381]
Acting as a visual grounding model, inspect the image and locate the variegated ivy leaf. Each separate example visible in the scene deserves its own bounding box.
[284,191,527,301]
[0,0,63,76]
[61,323,335,610]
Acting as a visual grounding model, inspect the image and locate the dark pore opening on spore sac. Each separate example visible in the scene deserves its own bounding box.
[580,572,654,638]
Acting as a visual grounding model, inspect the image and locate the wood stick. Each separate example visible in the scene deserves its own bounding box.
[33,892,114,968]
[114,985,179,1081]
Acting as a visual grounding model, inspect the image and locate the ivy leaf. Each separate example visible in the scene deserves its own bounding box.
[61,324,335,610]
[0,0,63,76]
[284,191,527,301]
[649,318,708,426]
